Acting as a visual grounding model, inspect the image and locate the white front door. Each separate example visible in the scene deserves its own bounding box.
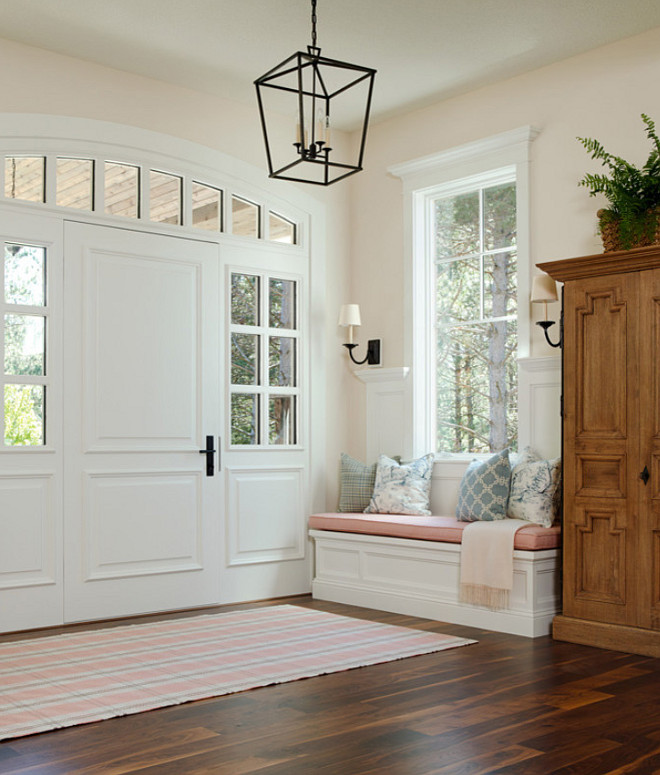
[63,222,221,622]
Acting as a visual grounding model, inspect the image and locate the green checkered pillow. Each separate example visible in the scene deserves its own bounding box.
[338,453,379,512]
[338,453,400,512]
[456,449,512,522]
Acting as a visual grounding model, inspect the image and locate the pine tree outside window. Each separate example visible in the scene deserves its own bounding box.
[433,174,517,454]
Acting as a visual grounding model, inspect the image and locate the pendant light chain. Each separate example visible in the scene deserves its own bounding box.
[311,0,318,48]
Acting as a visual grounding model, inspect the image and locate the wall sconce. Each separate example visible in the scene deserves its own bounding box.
[338,304,382,365]
[531,273,561,348]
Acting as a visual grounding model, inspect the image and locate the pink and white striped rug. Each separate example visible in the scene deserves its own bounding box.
[0,604,475,740]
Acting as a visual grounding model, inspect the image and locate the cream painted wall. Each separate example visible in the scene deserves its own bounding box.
[346,25,660,461]
[0,36,352,509]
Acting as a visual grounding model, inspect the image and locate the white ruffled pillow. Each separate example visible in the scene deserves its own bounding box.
[364,454,434,516]
[507,447,561,528]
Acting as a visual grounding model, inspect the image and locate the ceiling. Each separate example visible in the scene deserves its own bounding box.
[2,0,660,130]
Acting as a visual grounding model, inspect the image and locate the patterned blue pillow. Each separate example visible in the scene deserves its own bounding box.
[456,449,512,522]
[365,454,434,516]
[508,450,561,528]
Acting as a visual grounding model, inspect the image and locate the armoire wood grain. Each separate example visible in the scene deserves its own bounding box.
[541,246,660,656]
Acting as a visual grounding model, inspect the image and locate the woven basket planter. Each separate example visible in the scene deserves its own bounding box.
[598,208,660,253]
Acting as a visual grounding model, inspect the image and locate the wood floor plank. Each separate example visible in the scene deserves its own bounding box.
[2,596,660,774]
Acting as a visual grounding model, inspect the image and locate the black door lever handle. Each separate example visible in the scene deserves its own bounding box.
[640,466,650,486]
[199,435,216,477]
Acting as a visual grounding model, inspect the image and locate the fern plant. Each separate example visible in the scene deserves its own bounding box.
[578,114,660,249]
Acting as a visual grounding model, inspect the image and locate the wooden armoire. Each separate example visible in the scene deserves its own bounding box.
[540,246,660,657]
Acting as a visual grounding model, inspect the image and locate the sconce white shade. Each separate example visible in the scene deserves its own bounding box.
[338,304,361,327]
[530,273,558,303]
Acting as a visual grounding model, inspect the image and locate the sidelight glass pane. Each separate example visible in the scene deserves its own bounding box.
[105,162,139,218]
[269,278,296,329]
[4,384,44,446]
[150,170,182,225]
[231,273,259,326]
[192,182,222,231]
[232,196,260,238]
[269,336,296,387]
[4,244,45,306]
[269,212,296,244]
[5,315,45,376]
[4,157,45,203]
[269,396,295,445]
[56,158,94,210]
[231,333,259,385]
[231,393,259,445]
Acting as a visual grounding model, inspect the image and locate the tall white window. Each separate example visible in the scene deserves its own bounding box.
[390,126,537,459]
[432,171,517,453]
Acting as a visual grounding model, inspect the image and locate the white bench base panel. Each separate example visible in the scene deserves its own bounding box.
[309,529,560,638]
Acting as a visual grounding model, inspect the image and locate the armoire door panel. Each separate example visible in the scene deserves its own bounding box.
[573,286,631,439]
[573,508,626,605]
[562,272,639,627]
[575,453,626,499]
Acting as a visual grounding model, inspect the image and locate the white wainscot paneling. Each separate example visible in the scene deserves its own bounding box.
[428,460,470,516]
[354,368,409,461]
[85,251,200,451]
[227,466,304,565]
[518,356,561,460]
[310,530,560,637]
[84,471,202,580]
[0,474,56,588]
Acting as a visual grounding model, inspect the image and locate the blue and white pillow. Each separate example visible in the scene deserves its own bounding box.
[456,449,511,522]
[365,454,434,516]
[508,448,561,528]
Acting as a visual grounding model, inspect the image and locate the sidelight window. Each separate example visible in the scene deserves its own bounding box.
[2,243,48,446]
[229,271,299,447]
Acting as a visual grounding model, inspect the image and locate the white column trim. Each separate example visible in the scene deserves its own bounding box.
[354,367,409,384]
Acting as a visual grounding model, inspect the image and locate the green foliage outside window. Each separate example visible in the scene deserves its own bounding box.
[3,244,46,446]
[435,181,517,454]
[229,273,297,446]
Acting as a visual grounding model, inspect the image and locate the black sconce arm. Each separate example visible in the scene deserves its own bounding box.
[343,340,381,365]
[536,320,562,348]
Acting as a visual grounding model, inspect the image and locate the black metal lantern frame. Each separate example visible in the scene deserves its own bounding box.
[254,1,376,186]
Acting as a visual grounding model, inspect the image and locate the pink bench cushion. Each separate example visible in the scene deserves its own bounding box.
[308,513,561,551]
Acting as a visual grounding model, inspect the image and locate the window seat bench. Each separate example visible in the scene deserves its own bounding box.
[308,513,561,638]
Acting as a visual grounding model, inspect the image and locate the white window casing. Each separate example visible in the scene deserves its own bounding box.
[389,125,540,460]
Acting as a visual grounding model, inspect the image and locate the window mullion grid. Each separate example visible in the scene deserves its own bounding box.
[260,274,269,445]
[139,163,148,222]
[0,252,4,447]
[93,157,103,214]
[182,176,193,228]
[44,156,57,206]
[479,188,485,321]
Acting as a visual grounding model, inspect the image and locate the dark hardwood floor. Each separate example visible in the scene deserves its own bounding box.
[2,596,660,774]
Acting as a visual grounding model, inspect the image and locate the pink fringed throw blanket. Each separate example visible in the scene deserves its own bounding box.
[459,519,529,610]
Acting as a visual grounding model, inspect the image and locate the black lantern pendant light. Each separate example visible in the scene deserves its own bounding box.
[254,0,376,186]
